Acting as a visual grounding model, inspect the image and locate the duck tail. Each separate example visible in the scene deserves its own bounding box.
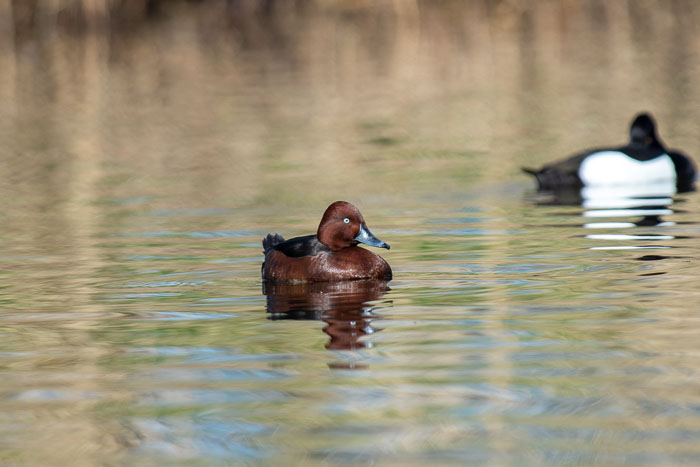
[263,233,285,253]
[521,167,544,188]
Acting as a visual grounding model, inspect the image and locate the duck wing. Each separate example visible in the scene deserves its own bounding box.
[522,150,593,190]
[264,234,330,257]
[668,150,697,192]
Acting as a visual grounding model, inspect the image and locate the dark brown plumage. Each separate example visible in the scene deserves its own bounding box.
[261,201,392,283]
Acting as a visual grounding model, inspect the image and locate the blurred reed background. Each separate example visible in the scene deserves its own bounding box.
[2,0,700,216]
[2,0,700,245]
[3,0,700,263]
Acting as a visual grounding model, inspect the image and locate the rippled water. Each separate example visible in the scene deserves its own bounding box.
[2,1,700,465]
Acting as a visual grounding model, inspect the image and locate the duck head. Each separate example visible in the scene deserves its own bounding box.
[629,112,661,147]
[317,201,390,251]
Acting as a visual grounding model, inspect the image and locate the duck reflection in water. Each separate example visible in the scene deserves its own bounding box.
[527,168,690,255]
[263,280,390,351]
[528,180,680,227]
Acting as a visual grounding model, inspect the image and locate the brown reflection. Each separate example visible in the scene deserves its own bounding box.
[263,280,390,351]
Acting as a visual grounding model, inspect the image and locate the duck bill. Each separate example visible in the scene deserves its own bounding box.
[354,224,390,250]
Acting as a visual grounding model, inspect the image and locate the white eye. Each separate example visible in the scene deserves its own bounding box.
[343,218,350,224]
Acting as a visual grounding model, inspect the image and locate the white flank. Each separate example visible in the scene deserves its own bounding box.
[579,151,676,186]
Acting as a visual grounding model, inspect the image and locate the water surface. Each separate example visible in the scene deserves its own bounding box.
[1,2,700,465]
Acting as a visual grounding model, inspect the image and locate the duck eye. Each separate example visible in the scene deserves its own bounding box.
[343,218,350,224]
